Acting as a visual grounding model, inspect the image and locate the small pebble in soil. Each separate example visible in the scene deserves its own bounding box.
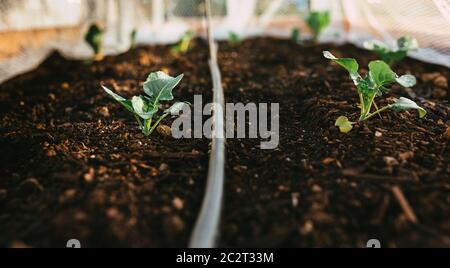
[299,220,314,236]
[159,163,169,172]
[312,184,322,193]
[84,168,95,183]
[45,149,57,157]
[98,106,110,117]
[233,165,248,173]
[48,93,56,101]
[278,185,289,192]
[444,126,450,141]
[291,193,300,208]
[398,151,414,163]
[36,123,46,130]
[384,156,399,167]
[59,189,77,204]
[0,189,7,200]
[301,159,312,170]
[322,157,335,165]
[157,125,172,137]
[106,207,123,221]
[434,75,448,88]
[375,131,383,138]
[61,82,70,90]
[172,197,184,210]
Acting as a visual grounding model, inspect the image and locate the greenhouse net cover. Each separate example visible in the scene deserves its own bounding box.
[0,0,449,83]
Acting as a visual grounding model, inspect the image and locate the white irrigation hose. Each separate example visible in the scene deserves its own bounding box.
[189,0,226,249]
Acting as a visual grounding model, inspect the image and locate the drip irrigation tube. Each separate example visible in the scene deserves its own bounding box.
[188,0,226,248]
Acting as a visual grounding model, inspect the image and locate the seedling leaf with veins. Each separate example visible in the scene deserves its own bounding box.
[323,51,426,133]
[364,36,419,66]
[102,72,189,136]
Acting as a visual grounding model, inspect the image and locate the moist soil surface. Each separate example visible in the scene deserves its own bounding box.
[219,38,449,247]
[0,40,212,248]
[0,37,449,248]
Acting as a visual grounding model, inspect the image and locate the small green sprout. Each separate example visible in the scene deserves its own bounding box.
[85,23,104,61]
[323,51,426,133]
[305,11,331,42]
[102,71,189,136]
[130,29,137,48]
[228,32,241,46]
[364,36,419,66]
[291,28,301,44]
[171,31,194,55]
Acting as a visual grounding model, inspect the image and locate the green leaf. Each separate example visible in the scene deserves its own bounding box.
[397,36,419,51]
[396,74,417,88]
[165,102,190,115]
[364,37,417,65]
[306,11,331,40]
[85,23,104,55]
[291,28,301,44]
[368,60,396,87]
[390,97,427,118]
[228,32,241,45]
[132,96,154,120]
[363,40,390,52]
[102,85,133,113]
[143,72,184,102]
[335,116,354,133]
[323,51,360,83]
[171,31,194,54]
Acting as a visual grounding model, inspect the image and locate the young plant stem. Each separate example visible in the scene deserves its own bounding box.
[361,106,391,121]
[148,113,170,135]
[373,101,383,119]
[180,38,191,53]
[146,118,153,133]
[134,115,144,129]
[359,93,365,114]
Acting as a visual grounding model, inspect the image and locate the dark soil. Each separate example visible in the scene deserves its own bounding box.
[0,40,212,248]
[218,37,449,247]
[0,37,448,248]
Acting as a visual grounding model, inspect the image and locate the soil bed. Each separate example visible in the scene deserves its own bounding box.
[0,37,448,248]
[218,37,449,247]
[0,40,212,247]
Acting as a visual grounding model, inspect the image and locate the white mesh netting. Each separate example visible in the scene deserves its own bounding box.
[0,0,449,83]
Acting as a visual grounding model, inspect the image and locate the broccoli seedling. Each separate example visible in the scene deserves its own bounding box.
[85,23,104,61]
[291,28,301,44]
[130,29,137,48]
[171,31,194,55]
[364,36,419,66]
[102,72,189,136]
[305,11,330,42]
[228,32,241,46]
[323,51,426,133]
